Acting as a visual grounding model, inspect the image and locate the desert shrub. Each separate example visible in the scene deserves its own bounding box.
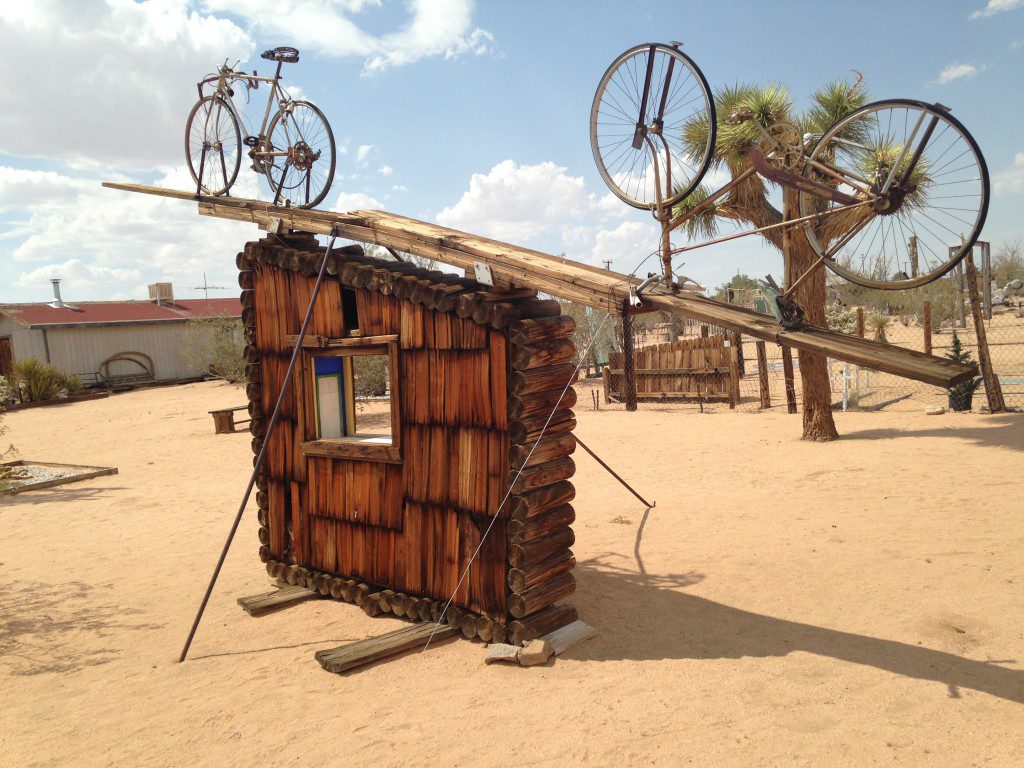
[10,358,78,402]
[825,301,857,335]
[352,354,389,398]
[183,317,246,383]
[0,376,14,406]
[63,373,83,394]
[993,239,1023,287]
[867,313,890,342]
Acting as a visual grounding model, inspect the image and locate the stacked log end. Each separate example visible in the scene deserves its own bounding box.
[505,314,578,635]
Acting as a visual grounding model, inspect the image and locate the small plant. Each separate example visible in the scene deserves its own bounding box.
[10,358,76,402]
[825,301,857,335]
[183,317,246,383]
[63,373,83,394]
[867,312,890,342]
[946,331,981,411]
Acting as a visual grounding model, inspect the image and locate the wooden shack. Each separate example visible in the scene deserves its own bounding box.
[238,234,580,644]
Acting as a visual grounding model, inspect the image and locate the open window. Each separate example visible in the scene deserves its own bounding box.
[298,335,401,463]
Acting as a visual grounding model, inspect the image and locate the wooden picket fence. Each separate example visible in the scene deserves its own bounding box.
[603,334,741,407]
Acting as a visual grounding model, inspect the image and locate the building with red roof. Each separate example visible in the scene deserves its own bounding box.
[0,281,241,385]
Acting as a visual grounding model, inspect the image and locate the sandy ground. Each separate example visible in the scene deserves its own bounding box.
[2,381,1023,767]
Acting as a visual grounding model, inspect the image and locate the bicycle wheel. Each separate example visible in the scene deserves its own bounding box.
[265,100,336,209]
[185,95,241,196]
[590,42,716,210]
[800,99,989,290]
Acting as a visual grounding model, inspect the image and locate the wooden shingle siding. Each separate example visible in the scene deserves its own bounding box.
[241,235,577,629]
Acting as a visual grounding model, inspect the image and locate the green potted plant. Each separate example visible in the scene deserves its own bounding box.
[946,331,981,411]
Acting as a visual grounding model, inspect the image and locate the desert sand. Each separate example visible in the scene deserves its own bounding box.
[2,381,1023,767]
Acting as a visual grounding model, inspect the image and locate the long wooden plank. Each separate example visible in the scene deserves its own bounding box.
[237,585,319,616]
[101,182,976,387]
[314,622,457,674]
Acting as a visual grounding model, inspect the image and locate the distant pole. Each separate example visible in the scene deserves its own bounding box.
[981,241,992,320]
[922,301,932,356]
[965,251,1005,413]
[855,307,865,338]
[621,303,637,412]
[781,345,797,414]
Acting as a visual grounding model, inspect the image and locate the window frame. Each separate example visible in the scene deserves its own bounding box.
[296,334,402,464]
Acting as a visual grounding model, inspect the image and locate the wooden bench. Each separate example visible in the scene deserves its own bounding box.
[209,405,251,434]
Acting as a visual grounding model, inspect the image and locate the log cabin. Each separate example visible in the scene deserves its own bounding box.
[239,233,580,645]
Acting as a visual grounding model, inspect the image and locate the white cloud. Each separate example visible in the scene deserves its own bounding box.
[391,184,408,193]
[378,165,394,176]
[592,221,660,270]
[436,160,593,241]
[935,62,989,84]
[356,144,375,165]
[0,2,253,169]
[333,191,384,210]
[0,164,258,302]
[994,152,1024,196]
[970,0,1022,18]
[203,0,496,74]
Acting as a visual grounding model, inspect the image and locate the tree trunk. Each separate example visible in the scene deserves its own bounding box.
[783,189,838,441]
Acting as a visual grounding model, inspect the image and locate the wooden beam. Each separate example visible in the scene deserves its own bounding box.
[315,623,457,674]
[102,182,978,388]
[237,585,319,616]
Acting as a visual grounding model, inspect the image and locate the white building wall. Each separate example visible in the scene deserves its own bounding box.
[44,322,200,381]
[0,317,47,363]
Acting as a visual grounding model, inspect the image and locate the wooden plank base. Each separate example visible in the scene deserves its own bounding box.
[315,623,458,674]
[237,585,319,616]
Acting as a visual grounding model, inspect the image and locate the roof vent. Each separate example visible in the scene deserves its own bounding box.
[148,282,174,305]
[49,279,67,309]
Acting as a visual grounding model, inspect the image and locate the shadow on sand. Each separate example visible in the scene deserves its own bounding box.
[840,413,1024,451]
[572,555,1024,705]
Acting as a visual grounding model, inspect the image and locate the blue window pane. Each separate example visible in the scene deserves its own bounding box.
[313,356,344,376]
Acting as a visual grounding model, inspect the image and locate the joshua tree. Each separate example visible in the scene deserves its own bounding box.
[678,80,869,441]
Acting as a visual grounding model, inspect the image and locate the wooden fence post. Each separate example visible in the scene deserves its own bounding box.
[922,300,932,356]
[953,261,967,329]
[855,307,865,338]
[965,252,1006,413]
[621,305,637,412]
[731,331,745,376]
[755,341,770,409]
[781,345,797,414]
[727,345,740,409]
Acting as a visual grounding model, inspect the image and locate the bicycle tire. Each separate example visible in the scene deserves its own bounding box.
[800,98,989,291]
[265,100,336,209]
[185,95,242,196]
[590,42,716,211]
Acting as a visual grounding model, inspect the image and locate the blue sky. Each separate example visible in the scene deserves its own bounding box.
[1,0,1021,303]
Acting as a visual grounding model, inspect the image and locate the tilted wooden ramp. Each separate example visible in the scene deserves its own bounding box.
[103,182,976,388]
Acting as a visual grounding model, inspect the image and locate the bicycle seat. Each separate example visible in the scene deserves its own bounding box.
[261,47,299,63]
[725,107,755,125]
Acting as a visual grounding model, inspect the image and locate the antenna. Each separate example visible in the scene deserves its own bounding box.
[192,272,226,300]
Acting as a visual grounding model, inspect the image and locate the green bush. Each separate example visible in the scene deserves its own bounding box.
[183,317,246,383]
[10,358,80,402]
[352,354,389,398]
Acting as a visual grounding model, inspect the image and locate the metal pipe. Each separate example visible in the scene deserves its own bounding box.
[575,436,655,509]
[178,231,339,663]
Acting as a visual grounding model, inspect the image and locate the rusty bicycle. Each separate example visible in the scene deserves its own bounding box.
[186,46,336,209]
[590,42,990,324]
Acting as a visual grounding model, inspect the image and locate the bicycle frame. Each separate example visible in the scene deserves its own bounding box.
[198,62,294,164]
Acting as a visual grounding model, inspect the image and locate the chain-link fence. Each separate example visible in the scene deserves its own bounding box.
[580,299,1024,415]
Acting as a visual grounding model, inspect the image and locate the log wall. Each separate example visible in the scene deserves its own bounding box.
[239,235,578,634]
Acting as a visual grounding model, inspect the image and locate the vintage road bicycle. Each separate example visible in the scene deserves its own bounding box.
[186,46,336,209]
[590,42,990,326]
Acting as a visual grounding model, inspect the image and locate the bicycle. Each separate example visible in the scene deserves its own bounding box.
[186,46,336,209]
[590,42,989,323]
